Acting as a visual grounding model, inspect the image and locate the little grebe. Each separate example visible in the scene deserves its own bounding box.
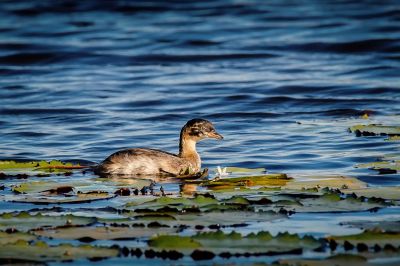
[95,119,223,176]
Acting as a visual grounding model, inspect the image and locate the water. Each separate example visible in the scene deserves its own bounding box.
[0,0,400,264]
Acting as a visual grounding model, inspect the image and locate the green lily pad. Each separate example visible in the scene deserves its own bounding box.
[345,186,400,201]
[342,220,400,232]
[0,231,36,244]
[12,181,69,194]
[125,194,219,210]
[149,235,202,249]
[200,174,291,190]
[8,190,114,204]
[0,239,118,262]
[93,176,152,188]
[225,167,266,174]
[349,124,400,136]
[284,175,366,190]
[0,160,84,170]
[329,229,400,246]
[148,231,322,254]
[356,160,400,172]
[386,136,400,141]
[0,212,96,231]
[278,254,368,266]
[34,225,177,241]
[290,193,387,213]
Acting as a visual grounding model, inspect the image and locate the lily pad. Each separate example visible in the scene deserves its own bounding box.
[356,160,399,173]
[342,220,400,232]
[386,136,400,141]
[0,239,118,262]
[329,229,400,246]
[278,254,368,266]
[0,160,85,170]
[200,174,291,190]
[0,212,96,231]
[12,181,70,194]
[34,225,177,241]
[345,186,400,201]
[148,231,322,254]
[225,167,266,173]
[125,194,218,211]
[0,231,36,244]
[8,190,114,204]
[349,124,400,137]
[284,175,366,190]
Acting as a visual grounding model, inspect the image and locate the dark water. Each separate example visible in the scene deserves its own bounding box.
[1,1,400,182]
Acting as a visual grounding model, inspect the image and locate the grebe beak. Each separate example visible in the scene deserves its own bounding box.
[208,131,224,140]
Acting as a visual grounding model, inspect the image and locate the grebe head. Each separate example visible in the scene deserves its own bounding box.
[181,118,223,141]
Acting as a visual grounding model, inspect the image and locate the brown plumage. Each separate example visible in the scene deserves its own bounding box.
[94,119,223,176]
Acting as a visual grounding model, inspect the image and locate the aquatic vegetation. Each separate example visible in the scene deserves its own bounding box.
[199,173,291,190]
[0,237,119,262]
[349,124,400,137]
[148,231,322,254]
[0,160,85,170]
[329,229,400,246]
[0,164,399,263]
[34,225,177,241]
[356,160,399,174]
[0,212,95,231]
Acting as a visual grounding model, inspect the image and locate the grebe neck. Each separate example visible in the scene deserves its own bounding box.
[178,133,200,170]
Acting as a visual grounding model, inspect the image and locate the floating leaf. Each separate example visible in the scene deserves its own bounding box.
[329,230,400,246]
[34,225,177,241]
[12,181,67,194]
[200,174,291,190]
[0,231,36,244]
[148,231,322,254]
[284,175,366,190]
[278,254,368,266]
[0,212,96,231]
[345,186,400,201]
[0,239,118,262]
[342,220,400,232]
[349,124,400,137]
[386,136,400,141]
[356,160,400,172]
[8,190,114,204]
[125,194,218,210]
[0,160,84,170]
[149,235,202,249]
[225,167,266,173]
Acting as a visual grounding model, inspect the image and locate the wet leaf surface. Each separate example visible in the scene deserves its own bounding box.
[0,211,96,231]
[0,239,119,262]
[0,164,400,263]
[34,225,177,241]
[149,231,322,254]
[329,230,400,246]
[349,124,400,137]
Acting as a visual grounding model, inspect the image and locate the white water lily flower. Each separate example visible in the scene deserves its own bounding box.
[216,166,229,177]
